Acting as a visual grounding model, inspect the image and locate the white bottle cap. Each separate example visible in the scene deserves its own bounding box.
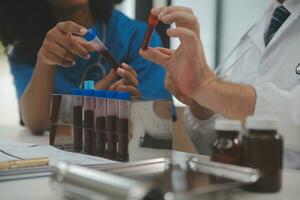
[246,116,278,130]
[214,119,242,131]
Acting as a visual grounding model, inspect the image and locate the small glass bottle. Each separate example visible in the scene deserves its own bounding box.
[243,116,283,193]
[211,119,242,165]
[71,89,84,152]
[105,91,118,160]
[117,92,131,162]
[95,90,106,156]
[83,81,95,155]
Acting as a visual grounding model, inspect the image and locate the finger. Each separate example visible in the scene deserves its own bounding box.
[116,85,141,98]
[167,27,198,44]
[54,31,90,59]
[95,69,118,89]
[120,63,137,77]
[73,36,95,52]
[109,79,125,91]
[151,7,166,16]
[160,11,199,34]
[117,67,138,87]
[139,47,171,67]
[43,49,74,67]
[156,47,175,56]
[110,79,124,91]
[56,21,87,36]
[44,41,75,63]
[108,82,117,91]
[157,6,193,20]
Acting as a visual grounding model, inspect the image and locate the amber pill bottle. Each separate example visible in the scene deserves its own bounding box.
[243,116,283,193]
[211,119,242,165]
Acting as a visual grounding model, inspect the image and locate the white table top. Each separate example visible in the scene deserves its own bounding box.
[0,126,299,200]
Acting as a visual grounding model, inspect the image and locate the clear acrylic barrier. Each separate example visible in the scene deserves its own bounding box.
[49,94,173,162]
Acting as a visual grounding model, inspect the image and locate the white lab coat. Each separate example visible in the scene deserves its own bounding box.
[184,0,300,168]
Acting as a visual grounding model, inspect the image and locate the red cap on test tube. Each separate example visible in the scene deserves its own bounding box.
[141,14,159,51]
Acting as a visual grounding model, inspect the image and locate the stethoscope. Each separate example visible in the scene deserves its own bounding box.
[216,34,300,77]
[215,34,253,80]
[79,24,108,88]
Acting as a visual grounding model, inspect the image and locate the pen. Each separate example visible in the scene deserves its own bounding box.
[0,157,49,170]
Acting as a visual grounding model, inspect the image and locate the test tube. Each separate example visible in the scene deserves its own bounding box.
[84,28,120,70]
[95,90,106,156]
[141,13,159,50]
[83,81,95,155]
[105,91,118,160]
[117,92,131,162]
[71,89,84,152]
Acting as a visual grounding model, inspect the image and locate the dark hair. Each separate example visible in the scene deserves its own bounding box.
[0,0,124,65]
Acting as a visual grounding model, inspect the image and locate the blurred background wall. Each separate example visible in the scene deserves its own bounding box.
[0,0,272,126]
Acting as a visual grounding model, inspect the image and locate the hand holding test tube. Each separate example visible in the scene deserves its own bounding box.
[141,14,159,50]
[84,28,120,70]
[83,28,140,98]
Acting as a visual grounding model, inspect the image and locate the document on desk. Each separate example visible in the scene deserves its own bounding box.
[0,140,116,166]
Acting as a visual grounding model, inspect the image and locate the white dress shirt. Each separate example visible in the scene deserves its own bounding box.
[184,0,300,168]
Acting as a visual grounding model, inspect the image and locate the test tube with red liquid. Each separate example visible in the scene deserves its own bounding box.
[141,13,159,50]
[71,89,84,152]
[83,81,96,155]
[95,90,106,156]
[105,91,118,160]
[84,28,120,70]
[117,92,131,162]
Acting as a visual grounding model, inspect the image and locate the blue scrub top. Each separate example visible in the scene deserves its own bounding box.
[9,10,172,101]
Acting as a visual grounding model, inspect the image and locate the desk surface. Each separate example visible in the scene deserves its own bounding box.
[0,126,299,200]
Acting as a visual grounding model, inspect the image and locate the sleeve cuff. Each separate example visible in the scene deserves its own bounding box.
[253,83,276,116]
[184,106,218,134]
[184,106,218,155]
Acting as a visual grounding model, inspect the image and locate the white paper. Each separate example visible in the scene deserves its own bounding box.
[0,140,116,166]
[0,151,16,162]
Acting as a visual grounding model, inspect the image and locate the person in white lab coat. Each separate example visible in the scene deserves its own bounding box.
[140,0,300,168]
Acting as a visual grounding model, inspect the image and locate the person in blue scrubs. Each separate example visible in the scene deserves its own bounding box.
[0,0,172,134]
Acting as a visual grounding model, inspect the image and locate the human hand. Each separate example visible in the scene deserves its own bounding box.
[38,21,94,67]
[152,6,200,38]
[140,6,216,99]
[95,63,141,98]
[153,48,194,105]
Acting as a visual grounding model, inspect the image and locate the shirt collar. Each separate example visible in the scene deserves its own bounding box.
[273,0,300,19]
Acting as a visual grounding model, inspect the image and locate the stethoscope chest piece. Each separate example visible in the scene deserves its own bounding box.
[296,63,300,75]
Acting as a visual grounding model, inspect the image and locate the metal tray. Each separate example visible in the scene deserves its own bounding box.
[91,156,260,198]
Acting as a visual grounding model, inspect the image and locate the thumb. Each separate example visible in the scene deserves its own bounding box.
[95,69,118,89]
[139,47,171,67]
[167,27,198,44]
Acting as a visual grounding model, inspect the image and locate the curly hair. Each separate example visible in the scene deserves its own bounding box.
[0,0,124,65]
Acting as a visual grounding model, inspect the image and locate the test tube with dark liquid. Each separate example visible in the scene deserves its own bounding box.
[117,92,131,162]
[95,90,106,156]
[84,28,120,70]
[83,81,96,155]
[141,13,159,50]
[71,89,84,152]
[105,91,118,160]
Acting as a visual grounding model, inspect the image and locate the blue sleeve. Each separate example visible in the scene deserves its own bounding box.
[127,24,172,100]
[9,60,34,100]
